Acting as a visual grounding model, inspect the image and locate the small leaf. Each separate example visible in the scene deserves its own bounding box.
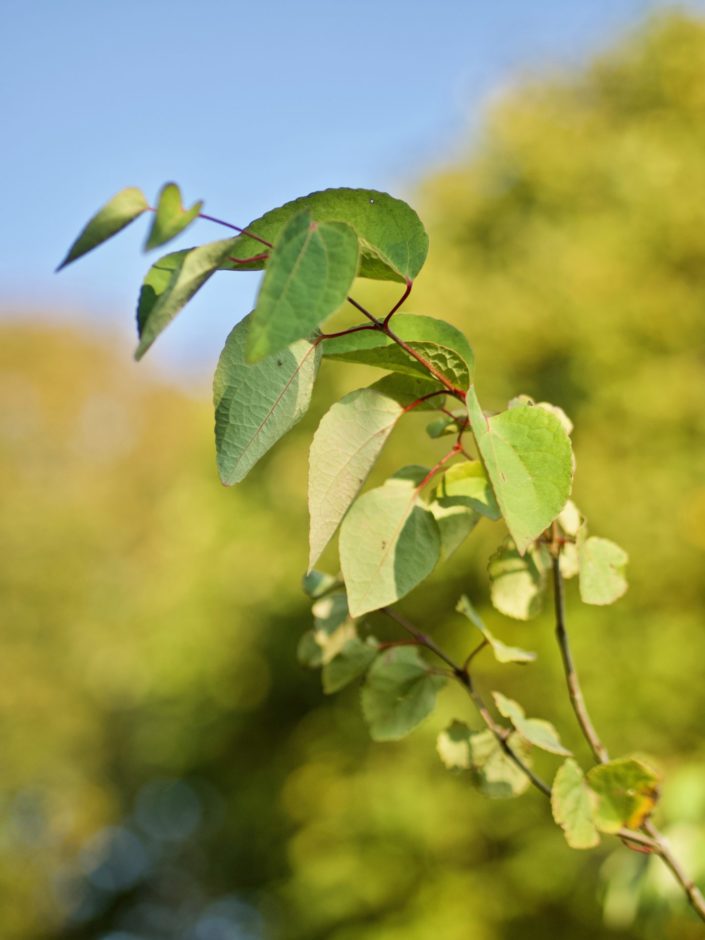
[145,182,203,250]
[222,187,428,282]
[552,759,600,849]
[297,592,355,668]
[557,499,582,537]
[302,570,340,599]
[428,499,480,560]
[339,476,441,617]
[361,646,446,741]
[579,536,629,606]
[214,316,320,485]
[437,721,533,798]
[466,386,573,553]
[488,538,549,621]
[247,211,359,362]
[456,596,536,664]
[492,691,571,756]
[434,461,500,521]
[323,314,475,390]
[57,187,149,270]
[135,237,237,359]
[587,758,660,833]
[426,414,460,438]
[322,637,378,694]
[437,720,474,770]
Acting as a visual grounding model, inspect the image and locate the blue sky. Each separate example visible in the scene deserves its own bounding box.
[2,0,702,383]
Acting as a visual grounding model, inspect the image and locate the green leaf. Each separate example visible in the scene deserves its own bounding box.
[433,460,500,520]
[214,316,321,485]
[438,721,533,798]
[297,592,355,668]
[578,536,629,606]
[322,314,475,390]
[428,499,480,560]
[339,476,441,617]
[221,187,428,282]
[57,186,149,270]
[488,538,549,620]
[247,211,359,362]
[426,414,460,438]
[466,386,573,553]
[145,182,203,250]
[308,383,406,570]
[437,720,474,770]
[361,646,446,741]
[552,759,600,849]
[492,691,571,756]
[302,569,340,599]
[135,237,237,359]
[587,758,660,833]
[322,637,379,694]
[455,596,536,664]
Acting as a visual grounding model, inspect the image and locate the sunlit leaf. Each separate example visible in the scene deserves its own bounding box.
[434,461,500,520]
[145,182,203,251]
[492,691,571,756]
[361,646,446,741]
[488,538,549,620]
[456,595,536,664]
[322,637,379,694]
[552,759,601,849]
[247,211,359,362]
[587,758,660,833]
[428,498,480,560]
[579,536,629,605]
[214,316,320,485]
[57,186,149,270]
[297,592,355,669]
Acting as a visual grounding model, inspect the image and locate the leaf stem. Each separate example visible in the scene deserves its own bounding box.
[198,212,274,249]
[382,277,412,327]
[415,444,462,492]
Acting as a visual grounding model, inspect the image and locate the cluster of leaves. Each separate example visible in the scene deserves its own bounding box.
[59,181,654,870]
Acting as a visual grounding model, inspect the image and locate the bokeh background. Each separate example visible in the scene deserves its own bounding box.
[3,2,705,938]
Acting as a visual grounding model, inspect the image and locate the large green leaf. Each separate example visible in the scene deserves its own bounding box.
[339,475,441,617]
[221,187,428,282]
[587,758,659,833]
[323,314,474,390]
[492,691,571,756]
[145,182,203,251]
[361,647,446,741]
[455,596,536,664]
[578,536,629,605]
[214,316,321,485]
[135,237,237,359]
[466,386,573,553]
[552,759,600,849]
[57,186,149,270]
[247,211,359,362]
[488,538,549,621]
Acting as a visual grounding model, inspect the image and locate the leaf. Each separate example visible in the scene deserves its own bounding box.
[587,758,660,833]
[492,691,571,756]
[437,721,532,798]
[437,720,474,770]
[247,211,359,362]
[578,536,629,605]
[135,237,237,359]
[488,538,549,621]
[361,646,446,741]
[214,316,321,485]
[297,592,355,668]
[433,460,500,520]
[339,476,441,617]
[455,595,536,664]
[145,182,203,250]
[221,187,428,282]
[552,759,601,849]
[322,637,379,694]
[322,314,475,390]
[307,382,406,570]
[426,414,460,438]
[57,186,149,270]
[301,570,340,599]
[428,499,480,560]
[466,386,573,553]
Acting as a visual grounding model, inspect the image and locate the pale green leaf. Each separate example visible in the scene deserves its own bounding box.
[247,211,359,361]
[558,500,582,537]
[339,477,441,617]
[552,759,601,849]
[297,592,355,668]
[322,637,379,694]
[57,186,149,270]
[221,187,428,282]
[214,316,320,485]
[492,691,571,756]
[587,758,660,833]
[361,646,446,741]
[579,536,629,605]
[437,720,473,770]
[135,237,237,359]
[428,499,480,560]
[433,460,500,520]
[456,595,536,664]
[466,386,573,553]
[323,314,475,390]
[302,570,340,599]
[470,729,533,799]
[145,182,203,250]
[488,538,549,620]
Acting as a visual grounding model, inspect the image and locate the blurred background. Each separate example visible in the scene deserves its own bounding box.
[3,2,705,937]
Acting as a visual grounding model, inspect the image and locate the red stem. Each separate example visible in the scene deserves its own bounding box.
[416,443,462,491]
[198,212,274,249]
[383,277,412,327]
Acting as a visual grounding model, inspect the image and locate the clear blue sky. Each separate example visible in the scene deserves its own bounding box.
[2,0,702,382]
